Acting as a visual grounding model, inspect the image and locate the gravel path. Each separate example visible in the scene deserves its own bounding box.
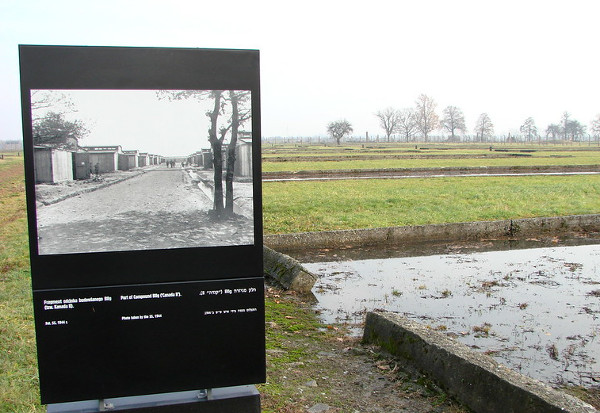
[36,167,253,254]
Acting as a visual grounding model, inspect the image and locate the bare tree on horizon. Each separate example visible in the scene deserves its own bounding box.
[415,94,439,142]
[397,108,418,142]
[327,119,353,145]
[474,113,494,142]
[375,107,400,142]
[440,106,466,142]
[520,117,538,143]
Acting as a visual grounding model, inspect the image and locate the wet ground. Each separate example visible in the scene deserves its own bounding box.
[302,242,600,388]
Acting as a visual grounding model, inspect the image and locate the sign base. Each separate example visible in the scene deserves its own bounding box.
[46,386,260,413]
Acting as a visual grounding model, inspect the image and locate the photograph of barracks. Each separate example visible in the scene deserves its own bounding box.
[33,137,252,184]
[33,136,254,255]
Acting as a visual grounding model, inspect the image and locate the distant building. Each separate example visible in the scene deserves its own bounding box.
[72,152,91,180]
[121,150,139,170]
[201,149,212,169]
[82,146,122,174]
[148,154,160,165]
[138,152,149,167]
[234,137,252,177]
[0,140,23,152]
[34,144,163,183]
[34,145,73,183]
[187,151,204,167]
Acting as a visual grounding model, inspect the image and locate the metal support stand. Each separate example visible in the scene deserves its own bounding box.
[46,386,260,413]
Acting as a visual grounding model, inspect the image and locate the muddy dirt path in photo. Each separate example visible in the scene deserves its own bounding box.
[36,167,253,254]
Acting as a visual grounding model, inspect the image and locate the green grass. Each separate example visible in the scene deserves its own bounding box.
[0,267,39,413]
[264,296,322,350]
[263,175,600,234]
[259,291,332,412]
[262,155,600,172]
[262,144,599,157]
[0,156,41,413]
[262,143,600,172]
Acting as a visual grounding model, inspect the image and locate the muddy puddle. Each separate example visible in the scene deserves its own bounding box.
[303,243,600,387]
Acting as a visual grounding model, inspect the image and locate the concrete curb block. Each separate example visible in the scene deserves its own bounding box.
[363,311,597,413]
[264,214,600,251]
[510,214,600,235]
[263,246,317,293]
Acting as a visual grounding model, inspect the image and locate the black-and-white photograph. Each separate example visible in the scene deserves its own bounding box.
[31,89,254,255]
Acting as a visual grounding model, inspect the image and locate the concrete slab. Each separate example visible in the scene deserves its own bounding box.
[263,246,316,293]
[264,214,600,251]
[363,311,597,413]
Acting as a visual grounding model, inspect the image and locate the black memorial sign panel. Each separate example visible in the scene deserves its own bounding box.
[34,278,265,403]
[19,45,265,404]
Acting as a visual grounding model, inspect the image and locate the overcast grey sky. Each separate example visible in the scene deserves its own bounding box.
[2,0,599,141]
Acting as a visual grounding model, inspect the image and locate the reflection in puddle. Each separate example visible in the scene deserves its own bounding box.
[304,244,600,387]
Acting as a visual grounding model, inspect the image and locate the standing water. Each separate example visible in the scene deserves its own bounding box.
[304,244,600,387]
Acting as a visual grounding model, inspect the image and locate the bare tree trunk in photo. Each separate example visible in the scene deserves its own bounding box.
[225,92,240,216]
[211,140,224,214]
[208,91,224,216]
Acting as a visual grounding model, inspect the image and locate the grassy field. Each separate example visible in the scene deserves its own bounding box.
[262,143,600,233]
[263,156,600,172]
[263,175,600,233]
[262,143,600,172]
[0,154,40,412]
